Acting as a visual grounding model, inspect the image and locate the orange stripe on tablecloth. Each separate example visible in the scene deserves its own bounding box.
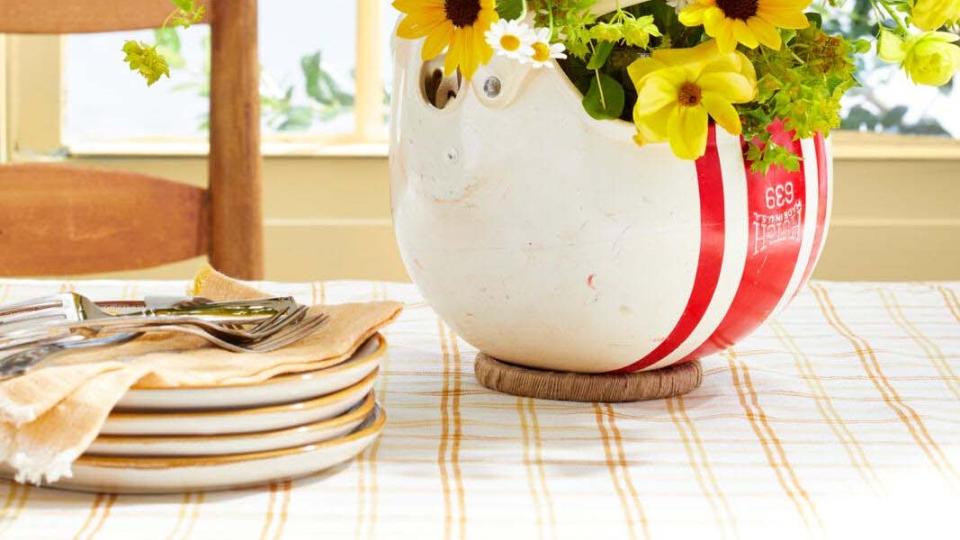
[666,396,737,539]
[936,285,960,323]
[0,483,18,521]
[72,494,104,540]
[176,492,204,540]
[592,403,639,540]
[437,320,456,540]
[356,282,388,540]
[165,493,191,540]
[604,404,650,539]
[86,494,118,540]
[678,395,739,537]
[273,480,292,540]
[311,281,327,306]
[771,321,884,495]
[447,325,467,540]
[73,493,116,540]
[258,483,279,540]
[527,398,557,540]
[355,424,368,534]
[726,351,822,535]
[517,398,547,539]
[880,288,960,402]
[811,284,960,488]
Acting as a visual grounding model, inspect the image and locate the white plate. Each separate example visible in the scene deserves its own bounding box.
[88,392,376,456]
[101,370,377,435]
[115,334,385,410]
[46,405,385,494]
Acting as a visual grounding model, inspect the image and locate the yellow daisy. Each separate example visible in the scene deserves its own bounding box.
[678,0,812,53]
[628,41,758,159]
[394,0,499,79]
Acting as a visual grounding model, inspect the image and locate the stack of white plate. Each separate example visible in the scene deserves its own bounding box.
[57,334,387,494]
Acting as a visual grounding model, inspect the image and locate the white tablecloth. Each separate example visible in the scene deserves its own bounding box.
[0,279,958,539]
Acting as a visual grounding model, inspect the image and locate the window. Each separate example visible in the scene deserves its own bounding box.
[60,0,394,155]
[7,0,960,159]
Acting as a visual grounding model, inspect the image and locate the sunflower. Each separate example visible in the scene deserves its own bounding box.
[678,0,812,53]
[394,0,499,80]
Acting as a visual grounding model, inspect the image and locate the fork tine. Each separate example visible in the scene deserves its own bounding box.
[252,313,329,352]
[251,305,307,337]
[0,295,65,318]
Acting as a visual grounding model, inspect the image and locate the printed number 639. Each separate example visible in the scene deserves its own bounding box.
[765,182,794,209]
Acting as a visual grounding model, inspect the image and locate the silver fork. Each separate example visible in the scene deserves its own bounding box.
[0,313,328,377]
[102,312,329,353]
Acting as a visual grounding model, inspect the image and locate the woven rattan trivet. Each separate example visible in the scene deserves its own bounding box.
[474,353,703,402]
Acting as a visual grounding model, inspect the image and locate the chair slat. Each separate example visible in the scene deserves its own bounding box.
[0,0,210,34]
[0,164,208,276]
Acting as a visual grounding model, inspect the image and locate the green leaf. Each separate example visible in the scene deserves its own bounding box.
[170,0,194,12]
[496,0,526,21]
[582,73,624,120]
[122,40,170,86]
[153,28,185,69]
[586,41,615,70]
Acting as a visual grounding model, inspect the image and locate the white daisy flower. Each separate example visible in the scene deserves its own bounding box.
[484,19,536,62]
[528,27,567,69]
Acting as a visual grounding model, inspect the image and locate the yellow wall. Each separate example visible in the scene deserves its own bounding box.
[66,148,960,283]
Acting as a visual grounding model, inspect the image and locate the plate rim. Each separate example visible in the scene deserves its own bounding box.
[108,369,378,421]
[95,392,376,445]
[78,404,386,469]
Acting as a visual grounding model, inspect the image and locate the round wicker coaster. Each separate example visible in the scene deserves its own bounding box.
[474,353,703,402]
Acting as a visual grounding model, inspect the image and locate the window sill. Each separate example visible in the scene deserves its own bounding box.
[830,131,960,160]
[64,140,389,159]
[59,131,959,161]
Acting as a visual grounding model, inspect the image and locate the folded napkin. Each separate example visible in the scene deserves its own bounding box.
[0,266,402,484]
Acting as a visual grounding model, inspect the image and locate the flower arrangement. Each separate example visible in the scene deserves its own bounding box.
[393,0,959,171]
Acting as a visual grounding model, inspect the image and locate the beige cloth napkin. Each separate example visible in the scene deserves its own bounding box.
[0,266,402,484]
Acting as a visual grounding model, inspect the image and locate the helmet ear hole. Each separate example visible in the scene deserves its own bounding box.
[420,57,462,109]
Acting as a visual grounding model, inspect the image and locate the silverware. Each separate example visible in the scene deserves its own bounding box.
[0,332,142,378]
[0,310,328,377]
[0,293,294,335]
[100,312,329,353]
[0,295,300,349]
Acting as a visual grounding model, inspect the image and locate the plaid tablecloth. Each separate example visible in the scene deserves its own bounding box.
[0,279,958,539]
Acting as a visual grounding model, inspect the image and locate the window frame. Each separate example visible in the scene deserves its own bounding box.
[3,1,389,160]
[3,9,960,163]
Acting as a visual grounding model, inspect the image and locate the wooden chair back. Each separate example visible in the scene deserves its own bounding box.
[0,0,264,279]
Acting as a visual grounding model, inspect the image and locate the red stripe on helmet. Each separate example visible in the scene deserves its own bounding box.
[612,125,726,373]
[791,132,830,299]
[681,122,808,361]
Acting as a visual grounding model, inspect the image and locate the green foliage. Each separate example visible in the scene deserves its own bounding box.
[583,73,625,119]
[737,19,861,173]
[167,0,206,28]
[302,52,355,109]
[154,28,186,69]
[529,0,598,59]
[586,41,615,70]
[122,41,170,86]
[122,0,204,85]
[496,0,527,21]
